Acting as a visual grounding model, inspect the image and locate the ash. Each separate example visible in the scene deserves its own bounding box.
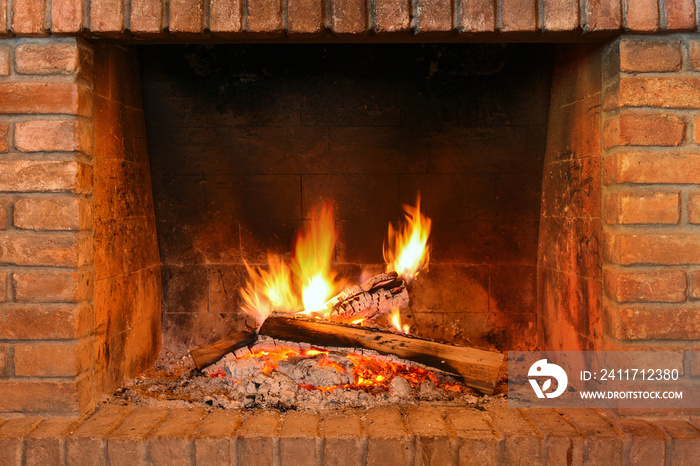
[106,339,497,412]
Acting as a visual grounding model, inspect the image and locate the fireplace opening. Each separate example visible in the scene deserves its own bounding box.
[139,43,555,362]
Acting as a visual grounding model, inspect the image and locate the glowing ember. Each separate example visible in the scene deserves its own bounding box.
[389,308,411,334]
[292,202,342,316]
[240,255,300,325]
[384,195,431,282]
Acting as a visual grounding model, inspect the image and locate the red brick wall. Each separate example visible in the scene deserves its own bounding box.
[538,43,605,351]
[602,36,700,349]
[92,43,161,395]
[0,38,95,415]
[0,0,697,36]
[0,39,160,416]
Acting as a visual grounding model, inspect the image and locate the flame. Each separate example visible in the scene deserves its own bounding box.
[292,203,342,315]
[389,308,410,334]
[240,255,300,325]
[384,195,431,282]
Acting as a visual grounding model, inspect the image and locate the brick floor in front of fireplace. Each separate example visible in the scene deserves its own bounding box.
[1,405,699,465]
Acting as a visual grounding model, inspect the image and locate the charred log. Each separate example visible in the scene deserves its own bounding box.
[259,313,503,395]
[189,329,257,370]
[326,272,409,323]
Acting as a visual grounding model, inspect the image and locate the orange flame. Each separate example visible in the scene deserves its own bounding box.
[292,203,342,316]
[389,308,411,334]
[240,255,300,325]
[384,195,431,282]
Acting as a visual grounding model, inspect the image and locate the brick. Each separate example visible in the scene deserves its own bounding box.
[14,197,92,231]
[624,0,659,31]
[14,339,90,376]
[688,270,700,298]
[604,191,680,224]
[375,0,410,32]
[52,0,84,32]
[26,417,78,466]
[15,43,80,74]
[688,193,700,224]
[406,407,451,466]
[604,151,700,184]
[130,0,164,33]
[485,408,541,465]
[0,161,92,193]
[209,0,242,33]
[12,0,47,35]
[524,409,583,465]
[609,303,700,339]
[603,414,666,465]
[90,0,124,31]
[0,343,9,375]
[169,0,203,33]
[323,413,364,466]
[543,0,579,31]
[446,408,498,465]
[664,0,696,30]
[0,122,8,152]
[650,420,700,465]
[560,410,621,465]
[149,408,206,464]
[460,0,495,32]
[0,0,6,35]
[694,115,700,144]
[619,77,700,108]
[0,199,8,230]
[0,303,91,339]
[691,352,700,375]
[501,0,537,31]
[606,233,700,265]
[0,418,44,466]
[604,269,687,303]
[584,0,622,30]
[238,413,279,465]
[691,40,700,70]
[365,407,409,465]
[0,47,9,75]
[194,411,240,466]
[108,408,169,466]
[0,377,89,414]
[0,232,92,267]
[331,0,367,33]
[619,39,682,72]
[415,0,451,32]
[280,412,318,466]
[247,0,283,32]
[0,82,90,115]
[604,114,686,148]
[15,119,90,153]
[67,406,131,464]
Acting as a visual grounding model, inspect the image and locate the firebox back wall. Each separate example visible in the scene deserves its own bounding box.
[141,44,554,352]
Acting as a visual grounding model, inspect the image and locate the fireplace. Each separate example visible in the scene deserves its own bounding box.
[1,0,700,462]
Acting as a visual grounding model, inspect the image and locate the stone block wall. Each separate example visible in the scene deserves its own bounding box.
[0,38,160,416]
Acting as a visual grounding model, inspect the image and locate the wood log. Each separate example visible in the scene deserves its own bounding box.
[259,312,503,395]
[189,329,257,370]
[326,272,409,323]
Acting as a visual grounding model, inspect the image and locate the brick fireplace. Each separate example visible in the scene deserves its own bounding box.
[0,0,699,436]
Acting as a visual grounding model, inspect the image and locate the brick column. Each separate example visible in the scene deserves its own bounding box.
[602,35,700,348]
[0,38,95,415]
[0,38,161,416]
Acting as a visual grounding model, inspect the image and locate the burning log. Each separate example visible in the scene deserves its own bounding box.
[325,272,409,323]
[259,313,503,395]
[189,329,257,370]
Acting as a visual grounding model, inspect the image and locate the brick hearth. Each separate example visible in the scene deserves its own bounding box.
[1,406,699,465]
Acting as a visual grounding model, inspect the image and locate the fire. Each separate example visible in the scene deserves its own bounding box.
[292,202,342,316]
[240,255,300,325]
[384,195,431,282]
[389,308,410,334]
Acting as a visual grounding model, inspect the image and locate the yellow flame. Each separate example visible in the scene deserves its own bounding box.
[292,202,342,315]
[240,255,300,325]
[384,195,431,282]
[389,308,410,334]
